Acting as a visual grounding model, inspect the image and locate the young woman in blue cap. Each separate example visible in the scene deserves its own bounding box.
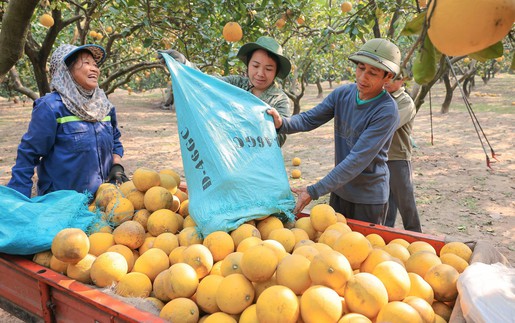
[8,44,128,199]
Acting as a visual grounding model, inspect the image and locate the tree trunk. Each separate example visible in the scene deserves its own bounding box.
[316,77,323,99]
[0,0,39,76]
[441,72,452,114]
[8,67,39,101]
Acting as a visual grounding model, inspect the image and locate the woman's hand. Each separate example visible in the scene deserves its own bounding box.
[266,108,283,129]
[291,187,312,215]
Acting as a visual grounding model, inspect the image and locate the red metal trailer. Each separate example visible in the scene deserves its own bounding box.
[0,218,448,322]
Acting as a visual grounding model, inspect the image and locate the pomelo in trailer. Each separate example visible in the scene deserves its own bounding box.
[426,0,515,56]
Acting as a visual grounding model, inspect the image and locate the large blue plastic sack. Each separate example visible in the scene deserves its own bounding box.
[0,186,98,255]
[162,54,295,236]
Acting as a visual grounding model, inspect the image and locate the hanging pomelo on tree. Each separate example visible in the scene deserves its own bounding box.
[426,0,515,56]
[222,22,243,42]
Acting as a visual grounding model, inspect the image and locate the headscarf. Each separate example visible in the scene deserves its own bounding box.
[49,44,112,122]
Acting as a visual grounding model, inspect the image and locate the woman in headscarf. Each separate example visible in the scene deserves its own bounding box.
[158,36,292,146]
[7,44,128,199]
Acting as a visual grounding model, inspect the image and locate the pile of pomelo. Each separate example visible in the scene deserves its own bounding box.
[32,167,472,322]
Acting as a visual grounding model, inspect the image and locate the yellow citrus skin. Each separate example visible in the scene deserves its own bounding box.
[427,0,515,56]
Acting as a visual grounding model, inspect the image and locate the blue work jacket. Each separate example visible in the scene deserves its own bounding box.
[7,92,124,198]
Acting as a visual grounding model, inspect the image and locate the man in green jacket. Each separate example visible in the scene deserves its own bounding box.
[384,72,422,232]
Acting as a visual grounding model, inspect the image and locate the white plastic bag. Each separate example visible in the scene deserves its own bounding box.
[457,262,515,323]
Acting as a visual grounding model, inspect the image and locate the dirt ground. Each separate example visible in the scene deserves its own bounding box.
[0,73,514,320]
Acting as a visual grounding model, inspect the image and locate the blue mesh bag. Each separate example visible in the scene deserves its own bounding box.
[162,54,295,236]
[0,185,99,255]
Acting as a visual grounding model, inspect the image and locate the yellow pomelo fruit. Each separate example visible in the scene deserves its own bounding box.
[291,169,301,179]
[344,272,389,319]
[203,231,235,262]
[153,232,179,255]
[196,274,224,314]
[292,157,301,166]
[403,296,436,323]
[276,254,312,295]
[90,251,128,287]
[182,215,196,228]
[222,21,243,42]
[168,245,187,265]
[174,212,184,230]
[360,248,393,273]
[39,13,54,27]
[51,228,90,264]
[372,260,411,301]
[309,249,353,292]
[290,227,310,245]
[132,167,160,192]
[159,173,178,194]
[408,241,437,255]
[119,180,136,196]
[262,239,288,262]
[164,263,199,299]
[178,199,189,217]
[407,272,435,305]
[216,273,255,314]
[115,272,152,298]
[138,236,155,255]
[253,275,277,299]
[406,251,442,278]
[112,220,146,249]
[300,285,343,323]
[240,244,278,283]
[293,238,315,250]
[105,197,134,225]
[317,229,343,248]
[427,0,515,56]
[335,211,347,223]
[325,222,352,235]
[152,270,171,302]
[177,226,203,246]
[132,209,151,231]
[255,285,299,323]
[210,260,223,276]
[292,245,319,262]
[159,169,181,187]
[182,244,213,279]
[88,232,115,256]
[220,251,244,276]
[132,247,169,281]
[383,242,411,264]
[144,186,174,212]
[424,263,459,302]
[95,182,116,198]
[145,297,164,311]
[50,255,68,274]
[312,242,333,254]
[159,297,199,323]
[333,231,372,270]
[294,217,317,240]
[310,204,337,232]
[174,189,188,204]
[147,209,179,236]
[432,301,452,322]
[376,301,423,323]
[239,304,258,323]
[202,312,237,323]
[230,223,261,248]
[339,313,372,322]
[256,216,284,240]
[440,252,469,273]
[236,236,262,253]
[66,254,96,284]
[267,228,296,253]
[341,1,352,13]
[389,238,410,248]
[125,189,145,210]
[106,244,135,271]
[33,250,53,268]
[439,241,473,263]
[169,195,180,213]
[95,186,123,210]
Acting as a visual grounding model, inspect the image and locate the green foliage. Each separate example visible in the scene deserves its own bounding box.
[413,35,438,85]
